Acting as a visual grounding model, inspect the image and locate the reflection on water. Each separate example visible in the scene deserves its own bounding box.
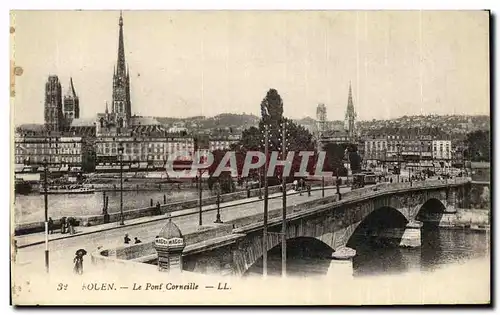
[14,189,206,224]
[419,228,490,271]
[248,229,489,278]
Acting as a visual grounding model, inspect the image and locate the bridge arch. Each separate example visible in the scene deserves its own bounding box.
[346,206,410,250]
[242,236,334,276]
[415,198,446,228]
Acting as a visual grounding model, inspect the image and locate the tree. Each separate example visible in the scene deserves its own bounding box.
[230,88,317,183]
[81,141,96,173]
[323,142,347,176]
[466,130,490,162]
[347,143,362,174]
[207,149,236,194]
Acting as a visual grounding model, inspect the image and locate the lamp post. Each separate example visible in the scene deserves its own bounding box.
[336,167,341,200]
[262,123,269,278]
[193,136,203,226]
[346,147,351,187]
[281,121,287,278]
[396,143,401,183]
[43,158,49,273]
[214,184,222,223]
[118,142,124,225]
[198,167,203,226]
[322,175,325,198]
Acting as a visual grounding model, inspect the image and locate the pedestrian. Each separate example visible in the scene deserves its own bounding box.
[48,217,54,234]
[390,178,393,183]
[124,233,131,244]
[156,201,161,215]
[134,237,142,244]
[60,217,67,234]
[73,249,87,275]
[68,217,76,235]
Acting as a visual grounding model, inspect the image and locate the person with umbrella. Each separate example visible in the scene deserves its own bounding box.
[74,249,87,275]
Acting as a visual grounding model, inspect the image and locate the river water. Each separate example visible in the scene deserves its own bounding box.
[246,229,490,279]
[13,189,211,224]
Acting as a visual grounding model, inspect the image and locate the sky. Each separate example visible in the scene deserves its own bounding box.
[11,10,490,125]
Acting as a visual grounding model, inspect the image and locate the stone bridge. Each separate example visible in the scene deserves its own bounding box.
[92,178,472,277]
[181,179,471,276]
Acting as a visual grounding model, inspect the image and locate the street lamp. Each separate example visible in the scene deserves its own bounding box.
[419,141,423,174]
[118,142,124,225]
[214,183,222,223]
[43,158,49,273]
[396,143,401,183]
[322,175,325,198]
[262,123,270,278]
[280,121,287,278]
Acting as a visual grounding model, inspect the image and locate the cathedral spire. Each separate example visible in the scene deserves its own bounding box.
[65,77,77,98]
[345,81,357,141]
[116,10,126,75]
[347,81,354,112]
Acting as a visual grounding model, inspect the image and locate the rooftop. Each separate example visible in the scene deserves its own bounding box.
[158,220,183,239]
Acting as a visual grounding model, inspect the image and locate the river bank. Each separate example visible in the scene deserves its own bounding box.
[439,208,490,230]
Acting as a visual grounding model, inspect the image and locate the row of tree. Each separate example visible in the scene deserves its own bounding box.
[206,89,361,193]
[465,130,490,162]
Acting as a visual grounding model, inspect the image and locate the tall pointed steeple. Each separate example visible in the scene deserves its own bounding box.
[117,10,126,75]
[112,10,131,127]
[346,81,355,115]
[62,77,79,122]
[344,81,357,141]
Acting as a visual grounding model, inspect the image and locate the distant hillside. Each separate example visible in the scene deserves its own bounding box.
[293,116,316,125]
[155,113,259,131]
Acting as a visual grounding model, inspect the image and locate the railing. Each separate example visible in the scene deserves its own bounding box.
[234,178,471,232]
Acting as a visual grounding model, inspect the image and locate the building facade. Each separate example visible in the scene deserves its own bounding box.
[432,140,452,161]
[363,136,388,161]
[14,134,87,167]
[209,134,241,151]
[95,133,195,167]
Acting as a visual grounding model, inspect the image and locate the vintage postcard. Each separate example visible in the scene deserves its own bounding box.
[10,10,491,305]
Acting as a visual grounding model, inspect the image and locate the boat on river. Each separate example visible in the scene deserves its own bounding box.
[40,184,95,195]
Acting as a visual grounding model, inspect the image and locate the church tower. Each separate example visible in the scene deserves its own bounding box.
[316,103,327,137]
[112,11,131,129]
[44,75,64,133]
[63,77,80,125]
[344,82,357,141]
